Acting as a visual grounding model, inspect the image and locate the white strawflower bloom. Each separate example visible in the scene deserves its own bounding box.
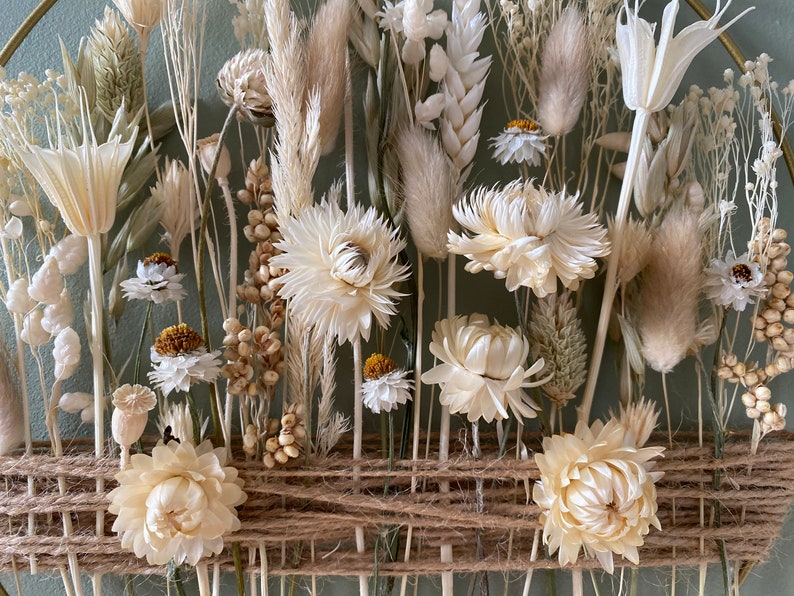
[148,324,222,397]
[376,0,447,65]
[49,234,88,275]
[421,314,547,423]
[704,251,766,312]
[448,180,610,297]
[152,158,197,258]
[271,200,411,344]
[108,439,246,566]
[53,327,81,381]
[533,415,664,573]
[489,119,548,166]
[42,289,74,337]
[217,48,274,126]
[120,253,186,304]
[6,278,36,315]
[28,255,63,305]
[362,353,413,414]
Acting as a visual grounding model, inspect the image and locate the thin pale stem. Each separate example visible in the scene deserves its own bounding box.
[0,0,58,65]
[352,337,368,596]
[579,109,651,423]
[345,51,355,209]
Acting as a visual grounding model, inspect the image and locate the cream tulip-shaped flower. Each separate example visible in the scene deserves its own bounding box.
[617,0,752,113]
[12,109,136,237]
[113,0,164,43]
[422,314,548,423]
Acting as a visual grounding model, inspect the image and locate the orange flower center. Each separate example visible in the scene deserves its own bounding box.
[155,323,204,356]
[364,353,397,380]
[506,119,540,132]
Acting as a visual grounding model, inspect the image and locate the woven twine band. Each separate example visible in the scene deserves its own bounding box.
[1,432,793,576]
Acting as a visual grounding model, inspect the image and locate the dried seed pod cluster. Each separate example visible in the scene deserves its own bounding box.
[719,352,790,433]
[751,219,794,352]
[220,318,255,396]
[237,158,286,305]
[263,403,306,468]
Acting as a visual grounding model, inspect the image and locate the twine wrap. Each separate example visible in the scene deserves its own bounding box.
[0,432,793,577]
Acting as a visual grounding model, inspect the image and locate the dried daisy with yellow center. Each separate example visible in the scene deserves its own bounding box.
[489,120,548,166]
[143,252,178,271]
[362,353,412,414]
[154,323,205,356]
[364,353,397,380]
[506,119,540,132]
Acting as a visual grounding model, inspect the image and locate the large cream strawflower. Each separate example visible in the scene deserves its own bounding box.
[448,180,610,297]
[421,314,548,423]
[271,200,411,344]
[108,439,246,566]
[533,406,664,573]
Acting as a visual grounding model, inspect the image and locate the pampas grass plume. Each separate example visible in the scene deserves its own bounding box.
[638,209,703,373]
[397,126,456,260]
[0,354,23,455]
[537,6,590,137]
[307,0,351,155]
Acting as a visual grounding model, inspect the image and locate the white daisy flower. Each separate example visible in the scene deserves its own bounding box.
[448,180,610,297]
[704,251,766,311]
[489,119,548,166]
[271,200,410,345]
[148,324,222,397]
[362,353,413,414]
[120,253,186,305]
[421,314,548,423]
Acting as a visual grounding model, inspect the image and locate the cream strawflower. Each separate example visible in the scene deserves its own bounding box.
[704,251,766,312]
[489,119,548,166]
[148,324,222,397]
[120,253,186,304]
[217,48,274,127]
[448,180,610,297]
[617,0,752,113]
[271,200,410,344]
[533,414,664,573]
[362,353,413,414]
[421,314,548,423]
[108,439,246,566]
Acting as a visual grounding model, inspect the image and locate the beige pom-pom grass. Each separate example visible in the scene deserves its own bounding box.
[306,0,351,155]
[537,6,590,137]
[397,126,456,260]
[638,209,703,373]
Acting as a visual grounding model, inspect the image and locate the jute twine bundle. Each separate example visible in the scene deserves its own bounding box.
[1,432,793,577]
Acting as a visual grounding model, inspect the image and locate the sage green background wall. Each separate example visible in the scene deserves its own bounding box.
[1,0,793,594]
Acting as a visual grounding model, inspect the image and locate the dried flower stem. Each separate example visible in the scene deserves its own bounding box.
[579,110,651,423]
[440,254,456,594]
[0,0,58,66]
[198,107,237,446]
[352,336,368,596]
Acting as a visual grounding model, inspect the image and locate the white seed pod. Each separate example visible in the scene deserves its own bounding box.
[6,278,36,315]
[28,256,63,305]
[282,444,300,459]
[741,392,757,408]
[772,336,789,352]
[278,432,295,447]
[753,329,768,343]
[778,270,794,285]
[775,403,788,417]
[112,409,148,448]
[755,385,772,401]
[766,322,785,338]
[274,450,290,464]
[746,407,761,419]
[743,371,759,387]
[21,309,49,346]
[53,327,80,381]
[49,234,88,275]
[763,308,782,323]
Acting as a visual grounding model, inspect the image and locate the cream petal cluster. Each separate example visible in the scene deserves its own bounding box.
[489,120,548,166]
[533,415,664,573]
[376,0,447,65]
[617,0,752,113]
[108,440,246,566]
[112,0,164,41]
[271,200,410,345]
[704,251,766,312]
[448,180,610,297]
[149,347,221,397]
[422,314,547,423]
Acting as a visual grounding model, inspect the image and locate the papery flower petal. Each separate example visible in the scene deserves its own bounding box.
[53,327,81,381]
[28,255,63,305]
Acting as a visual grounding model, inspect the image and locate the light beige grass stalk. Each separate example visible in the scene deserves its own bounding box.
[264,0,320,218]
[306,0,351,155]
[537,6,590,137]
[0,348,23,454]
[397,126,456,260]
[639,209,703,374]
